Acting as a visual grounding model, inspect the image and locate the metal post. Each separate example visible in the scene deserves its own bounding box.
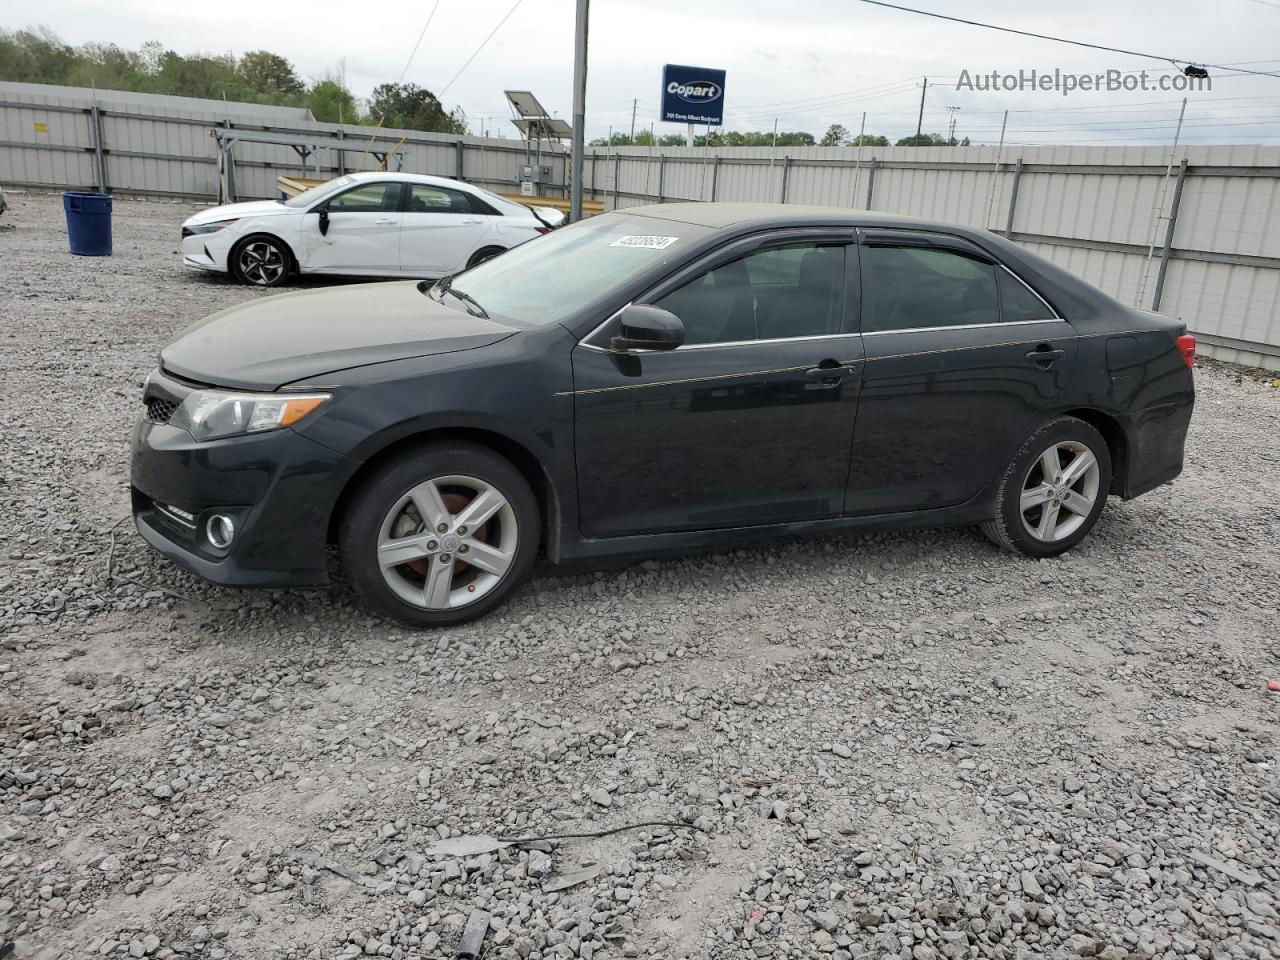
[336,128,346,176]
[780,156,791,203]
[711,156,721,201]
[89,104,107,192]
[1152,158,1189,312]
[455,139,465,180]
[613,152,621,209]
[569,0,589,222]
[865,157,877,209]
[983,110,1008,229]
[915,77,928,138]
[1004,158,1023,236]
[657,154,666,202]
[851,111,866,207]
[1137,97,1188,307]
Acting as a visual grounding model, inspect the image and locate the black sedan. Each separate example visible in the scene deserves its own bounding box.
[132,203,1195,626]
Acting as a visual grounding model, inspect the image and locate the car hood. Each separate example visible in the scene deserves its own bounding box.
[161,281,518,390]
[183,200,291,226]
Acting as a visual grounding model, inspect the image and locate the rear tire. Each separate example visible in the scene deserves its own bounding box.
[981,416,1112,559]
[466,246,506,269]
[338,443,540,627]
[230,234,291,287]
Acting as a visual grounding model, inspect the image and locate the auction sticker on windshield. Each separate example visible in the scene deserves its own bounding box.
[609,236,680,249]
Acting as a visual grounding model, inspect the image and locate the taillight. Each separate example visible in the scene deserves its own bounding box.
[535,226,552,235]
[1176,333,1196,369]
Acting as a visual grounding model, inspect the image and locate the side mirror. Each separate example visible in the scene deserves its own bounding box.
[609,304,685,352]
[316,208,329,236]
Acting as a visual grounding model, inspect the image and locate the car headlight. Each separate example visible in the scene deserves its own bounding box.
[184,218,240,236]
[169,390,330,441]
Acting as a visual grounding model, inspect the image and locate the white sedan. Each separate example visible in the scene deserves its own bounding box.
[180,172,565,286]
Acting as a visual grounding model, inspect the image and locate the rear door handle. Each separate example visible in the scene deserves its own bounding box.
[1026,346,1065,368]
[805,364,857,382]
[461,218,484,224]
[374,217,398,225]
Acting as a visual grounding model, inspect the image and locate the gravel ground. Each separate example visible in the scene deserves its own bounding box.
[2,190,1280,960]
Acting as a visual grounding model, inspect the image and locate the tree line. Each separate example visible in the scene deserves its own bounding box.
[592,123,970,148]
[2,27,975,147]
[0,26,467,134]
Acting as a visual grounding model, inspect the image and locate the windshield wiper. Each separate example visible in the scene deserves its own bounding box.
[431,275,489,319]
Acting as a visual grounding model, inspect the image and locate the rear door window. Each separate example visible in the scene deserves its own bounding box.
[407,184,474,215]
[998,268,1055,322]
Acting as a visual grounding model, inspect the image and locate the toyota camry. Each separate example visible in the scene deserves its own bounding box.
[133,203,1195,627]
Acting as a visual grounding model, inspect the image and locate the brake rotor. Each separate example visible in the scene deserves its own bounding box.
[396,490,491,576]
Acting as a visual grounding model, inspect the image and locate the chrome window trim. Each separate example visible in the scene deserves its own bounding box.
[861,318,1062,337]
[578,331,858,355]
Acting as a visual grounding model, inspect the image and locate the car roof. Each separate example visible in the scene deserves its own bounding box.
[618,201,966,234]
[342,170,487,191]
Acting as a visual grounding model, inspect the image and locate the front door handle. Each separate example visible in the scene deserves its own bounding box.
[1026,345,1065,368]
[805,364,857,383]
[374,217,398,225]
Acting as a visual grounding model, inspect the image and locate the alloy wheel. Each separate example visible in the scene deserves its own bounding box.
[237,241,286,285]
[1018,440,1101,543]
[376,475,518,610]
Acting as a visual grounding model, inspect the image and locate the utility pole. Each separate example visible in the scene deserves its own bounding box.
[915,77,928,138]
[946,105,961,144]
[629,98,637,144]
[569,0,589,223]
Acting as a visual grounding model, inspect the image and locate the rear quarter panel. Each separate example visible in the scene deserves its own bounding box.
[1057,311,1194,498]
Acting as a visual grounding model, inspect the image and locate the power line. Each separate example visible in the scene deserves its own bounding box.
[438,0,525,97]
[855,0,1280,78]
[399,0,443,84]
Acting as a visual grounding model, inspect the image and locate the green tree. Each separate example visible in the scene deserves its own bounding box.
[820,123,849,146]
[308,79,356,123]
[850,134,890,146]
[239,50,303,99]
[367,82,465,134]
[896,132,950,146]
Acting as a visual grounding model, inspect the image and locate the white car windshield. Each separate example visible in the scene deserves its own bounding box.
[445,214,711,328]
[282,176,357,208]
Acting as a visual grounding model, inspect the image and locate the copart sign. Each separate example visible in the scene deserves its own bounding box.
[661,64,726,125]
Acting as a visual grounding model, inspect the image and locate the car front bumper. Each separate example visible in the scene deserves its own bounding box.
[130,388,355,587]
[180,232,231,273]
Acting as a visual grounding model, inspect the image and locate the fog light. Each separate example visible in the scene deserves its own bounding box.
[206,514,236,549]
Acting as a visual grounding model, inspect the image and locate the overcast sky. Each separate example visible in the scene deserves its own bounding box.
[16,0,1280,144]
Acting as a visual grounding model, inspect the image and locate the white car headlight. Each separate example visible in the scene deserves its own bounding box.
[169,390,330,441]
[184,218,240,236]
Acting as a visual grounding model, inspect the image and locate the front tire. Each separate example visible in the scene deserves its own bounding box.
[338,443,540,627]
[981,416,1112,558]
[231,235,291,287]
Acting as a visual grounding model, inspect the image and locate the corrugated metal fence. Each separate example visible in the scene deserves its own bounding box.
[1,83,1276,368]
[0,84,563,205]
[588,143,1280,368]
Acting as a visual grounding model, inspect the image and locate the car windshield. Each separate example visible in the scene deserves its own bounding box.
[282,176,357,208]
[444,214,711,328]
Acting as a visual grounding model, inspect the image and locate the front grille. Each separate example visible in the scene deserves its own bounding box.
[145,398,178,424]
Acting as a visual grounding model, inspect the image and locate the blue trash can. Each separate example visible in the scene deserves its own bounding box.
[63,192,113,256]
